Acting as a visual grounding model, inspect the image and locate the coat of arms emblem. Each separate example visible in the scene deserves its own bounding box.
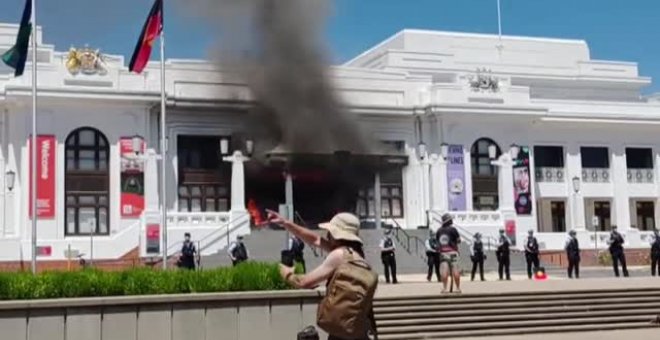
[65,47,108,76]
[468,68,500,93]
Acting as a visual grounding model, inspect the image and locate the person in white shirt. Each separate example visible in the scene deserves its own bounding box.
[379,229,398,284]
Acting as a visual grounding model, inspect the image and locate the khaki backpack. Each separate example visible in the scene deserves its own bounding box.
[317,248,379,339]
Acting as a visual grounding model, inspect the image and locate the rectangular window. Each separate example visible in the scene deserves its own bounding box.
[636,201,655,231]
[593,201,612,231]
[581,147,609,168]
[550,201,566,233]
[177,135,232,212]
[355,167,404,219]
[626,148,653,169]
[534,146,564,168]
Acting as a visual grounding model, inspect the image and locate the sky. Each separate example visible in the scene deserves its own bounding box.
[2,0,660,92]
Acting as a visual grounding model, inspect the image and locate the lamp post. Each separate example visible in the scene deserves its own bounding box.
[5,170,15,192]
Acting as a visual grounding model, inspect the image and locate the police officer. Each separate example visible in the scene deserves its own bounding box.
[470,233,486,282]
[178,232,198,270]
[496,228,511,281]
[650,229,660,277]
[607,226,629,277]
[565,230,580,279]
[380,229,398,284]
[228,235,250,266]
[524,230,540,280]
[288,235,307,273]
[425,229,440,282]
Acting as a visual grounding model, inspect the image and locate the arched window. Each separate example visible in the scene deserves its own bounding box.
[471,138,500,211]
[65,127,110,235]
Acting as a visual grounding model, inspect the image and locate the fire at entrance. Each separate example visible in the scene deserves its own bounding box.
[245,152,405,227]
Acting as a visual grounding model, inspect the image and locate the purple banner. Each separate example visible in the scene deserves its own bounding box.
[513,145,532,215]
[447,145,466,211]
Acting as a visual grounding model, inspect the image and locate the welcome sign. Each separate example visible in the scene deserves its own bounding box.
[29,135,56,219]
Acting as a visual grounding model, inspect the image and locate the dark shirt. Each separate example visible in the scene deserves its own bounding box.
[608,232,624,253]
[566,237,580,259]
[651,236,660,255]
[497,235,510,255]
[435,226,460,253]
[525,237,539,255]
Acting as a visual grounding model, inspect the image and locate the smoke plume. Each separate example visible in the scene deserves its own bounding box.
[182,0,369,155]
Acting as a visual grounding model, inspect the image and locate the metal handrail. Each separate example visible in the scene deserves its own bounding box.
[388,218,427,260]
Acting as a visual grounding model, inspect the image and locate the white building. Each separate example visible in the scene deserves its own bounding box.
[0,23,658,265]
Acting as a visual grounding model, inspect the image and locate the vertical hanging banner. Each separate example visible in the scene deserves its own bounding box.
[29,135,56,219]
[146,224,160,254]
[120,137,145,217]
[446,145,466,211]
[513,145,532,215]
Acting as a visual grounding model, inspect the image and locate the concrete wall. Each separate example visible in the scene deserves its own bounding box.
[0,290,324,340]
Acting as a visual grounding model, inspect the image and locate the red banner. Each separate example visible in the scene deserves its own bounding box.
[120,137,145,218]
[146,224,160,254]
[29,135,56,218]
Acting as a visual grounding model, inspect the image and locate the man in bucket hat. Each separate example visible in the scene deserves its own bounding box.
[267,210,377,340]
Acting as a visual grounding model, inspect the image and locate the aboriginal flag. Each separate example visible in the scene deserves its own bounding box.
[2,0,32,77]
[129,0,163,74]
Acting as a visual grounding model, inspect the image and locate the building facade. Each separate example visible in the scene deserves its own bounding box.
[0,23,659,264]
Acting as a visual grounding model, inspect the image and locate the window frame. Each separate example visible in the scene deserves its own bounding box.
[64,127,110,236]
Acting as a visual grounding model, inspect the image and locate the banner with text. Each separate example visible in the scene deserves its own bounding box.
[513,145,532,215]
[29,135,56,219]
[120,136,145,218]
[446,145,466,211]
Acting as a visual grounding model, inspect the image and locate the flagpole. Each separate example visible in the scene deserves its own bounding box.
[159,30,168,270]
[30,0,38,274]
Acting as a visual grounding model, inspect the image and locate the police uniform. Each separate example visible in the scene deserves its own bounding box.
[179,241,197,270]
[650,232,660,276]
[380,234,398,284]
[228,239,249,266]
[496,233,511,280]
[470,237,485,281]
[607,230,629,277]
[288,236,307,273]
[425,236,440,282]
[524,234,540,279]
[565,233,580,279]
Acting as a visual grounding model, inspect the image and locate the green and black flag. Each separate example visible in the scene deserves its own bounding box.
[2,0,32,77]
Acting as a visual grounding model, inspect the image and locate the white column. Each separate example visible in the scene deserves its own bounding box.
[374,172,382,229]
[430,154,448,212]
[421,158,431,225]
[223,151,249,212]
[494,153,515,213]
[612,146,631,231]
[285,171,294,219]
[144,150,160,212]
[566,145,585,230]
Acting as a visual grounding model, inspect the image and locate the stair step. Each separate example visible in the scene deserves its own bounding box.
[375,287,660,303]
[374,296,660,313]
[374,290,660,307]
[377,315,655,335]
[377,322,656,340]
[377,308,660,327]
[376,301,660,320]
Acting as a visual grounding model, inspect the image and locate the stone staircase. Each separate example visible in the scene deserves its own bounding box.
[373,287,660,339]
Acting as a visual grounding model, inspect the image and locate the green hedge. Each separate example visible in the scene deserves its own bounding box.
[0,262,292,300]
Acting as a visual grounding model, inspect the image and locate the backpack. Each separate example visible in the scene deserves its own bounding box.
[317,248,379,339]
[232,243,248,261]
